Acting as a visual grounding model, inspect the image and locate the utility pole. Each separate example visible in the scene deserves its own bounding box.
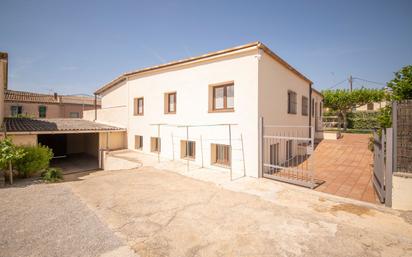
[349,75,353,91]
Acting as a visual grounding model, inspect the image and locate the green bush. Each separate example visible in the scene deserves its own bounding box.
[14,145,53,177]
[41,167,63,182]
[347,111,380,129]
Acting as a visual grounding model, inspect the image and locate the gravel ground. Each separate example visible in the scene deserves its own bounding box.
[69,167,412,257]
[0,180,134,257]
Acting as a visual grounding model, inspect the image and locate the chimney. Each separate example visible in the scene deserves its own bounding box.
[54,92,58,101]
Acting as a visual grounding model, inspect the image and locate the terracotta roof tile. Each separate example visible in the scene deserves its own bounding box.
[5,90,59,104]
[4,118,123,133]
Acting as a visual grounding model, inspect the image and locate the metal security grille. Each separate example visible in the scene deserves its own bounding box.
[261,124,321,189]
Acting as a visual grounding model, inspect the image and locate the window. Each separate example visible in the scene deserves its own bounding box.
[301,96,308,116]
[11,106,22,117]
[135,135,143,150]
[211,144,231,167]
[269,143,280,173]
[134,97,144,115]
[367,103,374,111]
[150,137,161,152]
[69,112,80,118]
[209,82,234,112]
[180,140,196,159]
[286,140,293,160]
[287,91,297,114]
[38,105,47,118]
[164,92,176,114]
[311,99,315,117]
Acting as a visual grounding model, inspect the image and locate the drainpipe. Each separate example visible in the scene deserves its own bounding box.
[94,93,97,121]
[309,83,312,138]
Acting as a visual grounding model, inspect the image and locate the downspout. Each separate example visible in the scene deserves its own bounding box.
[309,83,312,137]
[94,93,97,121]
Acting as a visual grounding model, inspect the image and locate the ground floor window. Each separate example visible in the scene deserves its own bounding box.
[211,144,231,167]
[286,140,293,160]
[135,135,143,150]
[69,112,80,118]
[11,106,22,117]
[151,137,161,153]
[180,140,195,160]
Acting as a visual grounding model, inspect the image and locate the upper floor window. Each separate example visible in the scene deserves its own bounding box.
[11,106,22,117]
[164,92,176,114]
[38,105,47,118]
[134,97,144,116]
[301,96,308,116]
[311,99,315,117]
[287,91,297,114]
[209,82,234,112]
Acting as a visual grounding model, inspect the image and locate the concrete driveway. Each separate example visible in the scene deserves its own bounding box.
[67,167,412,257]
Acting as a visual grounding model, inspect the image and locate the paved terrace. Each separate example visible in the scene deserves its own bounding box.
[314,133,378,204]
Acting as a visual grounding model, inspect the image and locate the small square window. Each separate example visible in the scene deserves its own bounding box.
[151,137,161,152]
[69,112,80,118]
[135,135,143,150]
[181,140,195,159]
[211,144,231,167]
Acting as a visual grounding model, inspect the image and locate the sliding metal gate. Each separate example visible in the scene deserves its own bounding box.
[261,124,320,189]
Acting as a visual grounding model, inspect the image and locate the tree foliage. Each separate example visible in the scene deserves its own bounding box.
[378,65,412,128]
[14,144,53,177]
[322,88,384,130]
[0,137,26,184]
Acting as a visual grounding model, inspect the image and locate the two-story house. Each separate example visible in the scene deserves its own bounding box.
[89,42,323,178]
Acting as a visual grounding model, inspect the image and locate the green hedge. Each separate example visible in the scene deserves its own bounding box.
[14,145,53,177]
[347,111,380,129]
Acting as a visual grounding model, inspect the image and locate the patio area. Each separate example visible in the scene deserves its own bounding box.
[314,133,378,204]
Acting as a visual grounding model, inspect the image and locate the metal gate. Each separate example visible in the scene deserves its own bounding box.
[372,128,393,206]
[260,123,320,189]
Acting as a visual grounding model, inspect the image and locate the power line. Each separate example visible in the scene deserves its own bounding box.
[328,78,348,89]
[353,77,386,86]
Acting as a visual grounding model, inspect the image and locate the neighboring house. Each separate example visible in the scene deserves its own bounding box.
[4,90,101,118]
[356,101,387,112]
[88,42,323,178]
[0,52,7,125]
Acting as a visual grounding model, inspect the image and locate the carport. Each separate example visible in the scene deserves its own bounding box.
[3,118,126,174]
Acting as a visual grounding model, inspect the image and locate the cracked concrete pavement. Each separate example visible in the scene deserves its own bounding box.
[68,167,412,257]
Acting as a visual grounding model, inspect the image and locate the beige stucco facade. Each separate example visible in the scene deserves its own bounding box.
[94,43,322,178]
[392,174,412,211]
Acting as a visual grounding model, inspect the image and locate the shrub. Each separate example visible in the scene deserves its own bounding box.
[14,145,53,177]
[41,167,63,182]
[347,111,380,130]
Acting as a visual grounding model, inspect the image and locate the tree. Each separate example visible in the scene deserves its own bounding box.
[378,65,412,128]
[0,137,26,184]
[322,88,384,131]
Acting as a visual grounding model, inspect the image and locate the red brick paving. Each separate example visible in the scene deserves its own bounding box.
[313,133,379,204]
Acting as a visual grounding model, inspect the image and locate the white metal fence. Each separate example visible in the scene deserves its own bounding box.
[261,123,320,188]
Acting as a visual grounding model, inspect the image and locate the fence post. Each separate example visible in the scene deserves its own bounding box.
[240,133,246,177]
[258,117,263,178]
[200,135,204,168]
[228,124,232,181]
[385,128,393,207]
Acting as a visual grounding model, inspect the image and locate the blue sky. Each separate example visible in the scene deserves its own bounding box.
[1,0,411,95]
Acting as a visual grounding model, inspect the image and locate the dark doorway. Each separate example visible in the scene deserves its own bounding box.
[38,134,67,157]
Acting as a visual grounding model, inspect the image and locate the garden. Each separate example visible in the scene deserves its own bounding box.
[0,137,63,185]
